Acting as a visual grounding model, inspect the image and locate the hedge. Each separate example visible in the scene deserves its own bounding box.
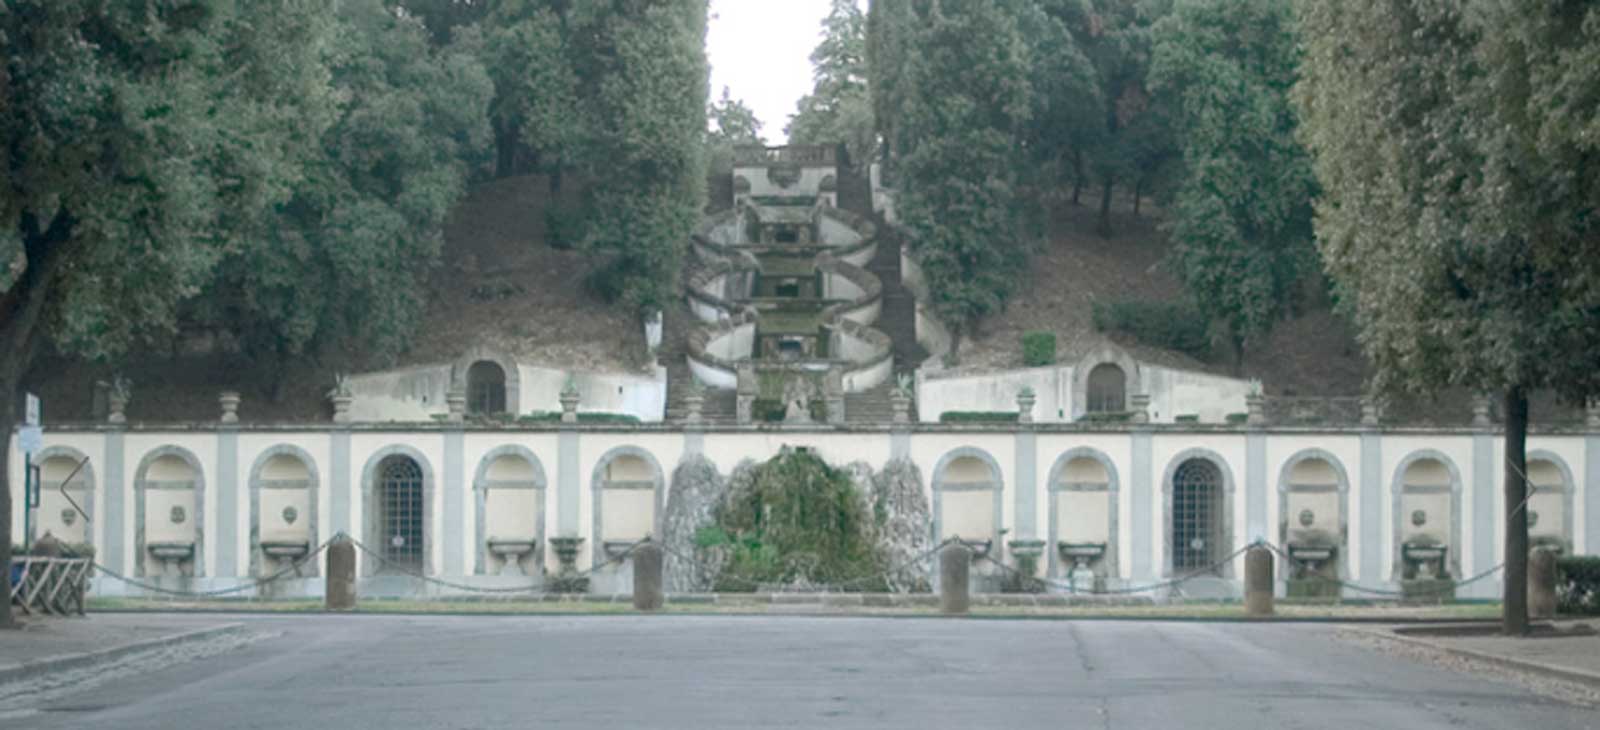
[1175,414,1200,424]
[1092,299,1210,360]
[517,412,642,425]
[1225,412,1249,424]
[1077,411,1133,423]
[1022,331,1056,367]
[940,411,1021,423]
[1557,555,1600,615]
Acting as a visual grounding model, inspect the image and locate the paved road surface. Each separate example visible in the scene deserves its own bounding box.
[8,615,1595,729]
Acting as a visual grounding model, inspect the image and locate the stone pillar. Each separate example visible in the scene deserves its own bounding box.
[890,389,911,424]
[1245,545,1274,617]
[1528,549,1557,620]
[1016,390,1036,424]
[325,537,357,611]
[331,395,353,423]
[447,387,467,423]
[1246,393,1267,426]
[825,369,845,425]
[632,541,665,612]
[1130,393,1151,424]
[559,387,580,423]
[1472,394,1493,428]
[1361,395,1384,427]
[218,391,241,423]
[940,542,972,615]
[735,364,756,424]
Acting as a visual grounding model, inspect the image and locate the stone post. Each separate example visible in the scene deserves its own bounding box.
[1007,539,1046,591]
[735,364,757,424]
[1016,389,1036,424]
[559,387,581,424]
[1361,395,1383,427]
[1587,398,1600,429]
[1130,393,1151,424]
[1528,548,1558,620]
[1245,545,1274,616]
[331,395,353,424]
[218,391,241,424]
[825,368,845,425]
[1246,393,1268,426]
[108,379,130,424]
[940,542,972,615]
[1472,394,1493,428]
[632,541,665,612]
[683,389,705,424]
[890,389,911,424]
[325,537,357,611]
[446,387,467,423]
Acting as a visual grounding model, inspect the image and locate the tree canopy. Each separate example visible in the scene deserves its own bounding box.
[788,0,875,169]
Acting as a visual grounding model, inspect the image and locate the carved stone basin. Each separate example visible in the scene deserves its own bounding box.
[1402,542,1448,578]
[147,541,195,562]
[487,538,539,576]
[1057,542,1107,566]
[261,540,311,560]
[1287,544,1336,563]
[602,540,639,561]
[957,538,993,559]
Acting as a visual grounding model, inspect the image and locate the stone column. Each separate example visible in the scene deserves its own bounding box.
[632,541,665,612]
[325,537,357,611]
[1528,549,1557,620]
[940,542,972,615]
[1245,545,1274,617]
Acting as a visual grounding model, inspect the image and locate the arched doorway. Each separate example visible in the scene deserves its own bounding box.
[1171,458,1224,572]
[467,360,507,415]
[378,455,425,570]
[1086,363,1126,413]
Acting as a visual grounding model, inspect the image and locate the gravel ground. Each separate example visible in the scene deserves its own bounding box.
[1338,628,1600,709]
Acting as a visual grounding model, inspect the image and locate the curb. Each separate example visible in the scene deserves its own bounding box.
[1354,626,1600,690]
[0,622,246,687]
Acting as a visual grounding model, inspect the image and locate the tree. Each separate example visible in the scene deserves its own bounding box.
[1014,0,1102,206]
[891,0,1039,347]
[1150,0,1316,369]
[1296,0,1600,635]
[706,86,765,175]
[476,0,581,184]
[0,0,324,626]
[788,0,875,169]
[190,0,493,391]
[574,0,708,314]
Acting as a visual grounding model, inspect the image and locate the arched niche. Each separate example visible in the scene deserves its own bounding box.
[454,347,520,416]
[360,445,435,577]
[467,361,508,415]
[33,446,96,547]
[931,447,1005,554]
[133,446,206,578]
[1391,450,1463,581]
[1525,450,1576,555]
[473,445,548,575]
[1072,346,1139,420]
[247,445,320,578]
[589,446,664,565]
[1275,449,1351,584]
[1046,447,1120,579]
[1161,448,1236,578]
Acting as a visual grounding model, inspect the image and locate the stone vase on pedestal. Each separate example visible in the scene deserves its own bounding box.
[1016,391,1036,424]
[559,389,581,424]
[890,390,911,424]
[108,396,128,424]
[1246,394,1267,426]
[219,391,241,423]
[446,388,467,423]
[331,395,353,423]
[1130,393,1151,424]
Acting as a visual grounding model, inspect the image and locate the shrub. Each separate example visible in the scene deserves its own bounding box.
[1557,555,1600,615]
[1175,414,1200,424]
[1022,331,1056,367]
[1225,412,1249,424]
[939,411,1020,423]
[1092,299,1211,360]
[517,412,641,425]
[544,204,587,250]
[1077,411,1133,423]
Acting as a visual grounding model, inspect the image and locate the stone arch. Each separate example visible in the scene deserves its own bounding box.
[466,361,508,415]
[1072,346,1140,420]
[1275,448,1351,581]
[1046,447,1121,579]
[133,445,206,578]
[359,445,436,577]
[1390,450,1463,581]
[1086,364,1128,413]
[247,445,321,578]
[589,446,665,565]
[472,445,548,575]
[32,445,96,547]
[454,346,520,415]
[1160,448,1237,577]
[1525,449,1576,554]
[930,447,1005,553]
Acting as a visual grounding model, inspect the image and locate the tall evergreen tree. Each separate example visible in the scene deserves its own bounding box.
[1296,0,1600,635]
[788,0,875,169]
[1150,0,1315,368]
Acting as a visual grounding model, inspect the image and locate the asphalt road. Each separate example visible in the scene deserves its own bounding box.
[9,615,1596,729]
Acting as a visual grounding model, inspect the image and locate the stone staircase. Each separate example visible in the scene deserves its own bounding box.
[863,222,928,375]
[843,380,908,424]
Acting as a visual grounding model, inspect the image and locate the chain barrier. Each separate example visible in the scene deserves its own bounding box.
[1258,540,1503,598]
[343,535,647,596]
[89,538,334,599]
[975,542,1258,597]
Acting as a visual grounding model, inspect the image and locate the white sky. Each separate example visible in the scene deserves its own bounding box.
[707,0,843,143]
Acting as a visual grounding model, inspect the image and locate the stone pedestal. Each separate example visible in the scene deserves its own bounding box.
[1130,393,1151,424]
[1529,548,1558,620]
[632,541,665,612]
[1244,545,1274,617]
[1361,396,1383,427]
[940,543,972,615]
[890,391,911,424]
[219,391,241,423]
[1587,398,1600,429]
[1016,392,1036,424]
[1472,394,1493,428]
[325,538,357,611]
[1246,394,1267,426]
[331,395,353,424]
[559,390,580,424]
[683,391,704,424]
[447,388,467,423]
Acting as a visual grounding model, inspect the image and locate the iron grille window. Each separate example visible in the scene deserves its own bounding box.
[467,361,506,415]
[1172,459,1222,572]
[380,457,424,570]
[1086,364,1126,413]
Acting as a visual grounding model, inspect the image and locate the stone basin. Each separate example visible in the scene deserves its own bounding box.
[602,540,639,560]
[261,540,311,560]
[487,538,539,576]
[147,541,195,561]
[956,538,993,558]
[1287,544,1336,563]
[1057,542,1107,564]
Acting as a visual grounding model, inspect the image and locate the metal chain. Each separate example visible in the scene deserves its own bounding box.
[343,535,646,595]
[90,539,333,599]
[976,543,1258,596]
[1259,540,1504,598]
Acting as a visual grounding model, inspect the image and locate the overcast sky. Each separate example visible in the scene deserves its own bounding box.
[707,0,853,144]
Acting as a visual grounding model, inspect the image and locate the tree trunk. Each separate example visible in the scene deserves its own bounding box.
[1098,178,1115,238]
[1503,386,1530,636]
[0,396,12,629]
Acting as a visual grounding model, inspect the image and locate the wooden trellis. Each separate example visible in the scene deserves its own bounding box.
[8,557,91,616]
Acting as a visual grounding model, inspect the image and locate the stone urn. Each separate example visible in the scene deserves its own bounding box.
[108,376,131,424]
[682,389,705,424]
[559,387,581,424]
[219,391,241,424]
[1246,392,1267,426]
[1016,389,1036,424]
[1130,393,1151,424]
[446,387,467,423]
[332,394,353,423]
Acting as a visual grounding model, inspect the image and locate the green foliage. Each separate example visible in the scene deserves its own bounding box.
[1077,411,1133,423]
[1174,414,1199,424]
[711,449,883,589]
[517,412,641,425]
[1556,556,1600,615]
[1092,300,1211,360]
[544,204,587,251]
[475,1,582,181]
[1022,331,1057,367]
[1225,413,1248,425]
[939,411,1021,424]
[1150,0,1316,362]
[706,87,765,176]
[788,0,875,169]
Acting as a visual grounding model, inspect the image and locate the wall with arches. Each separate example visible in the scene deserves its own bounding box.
[9,423,1596,597]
